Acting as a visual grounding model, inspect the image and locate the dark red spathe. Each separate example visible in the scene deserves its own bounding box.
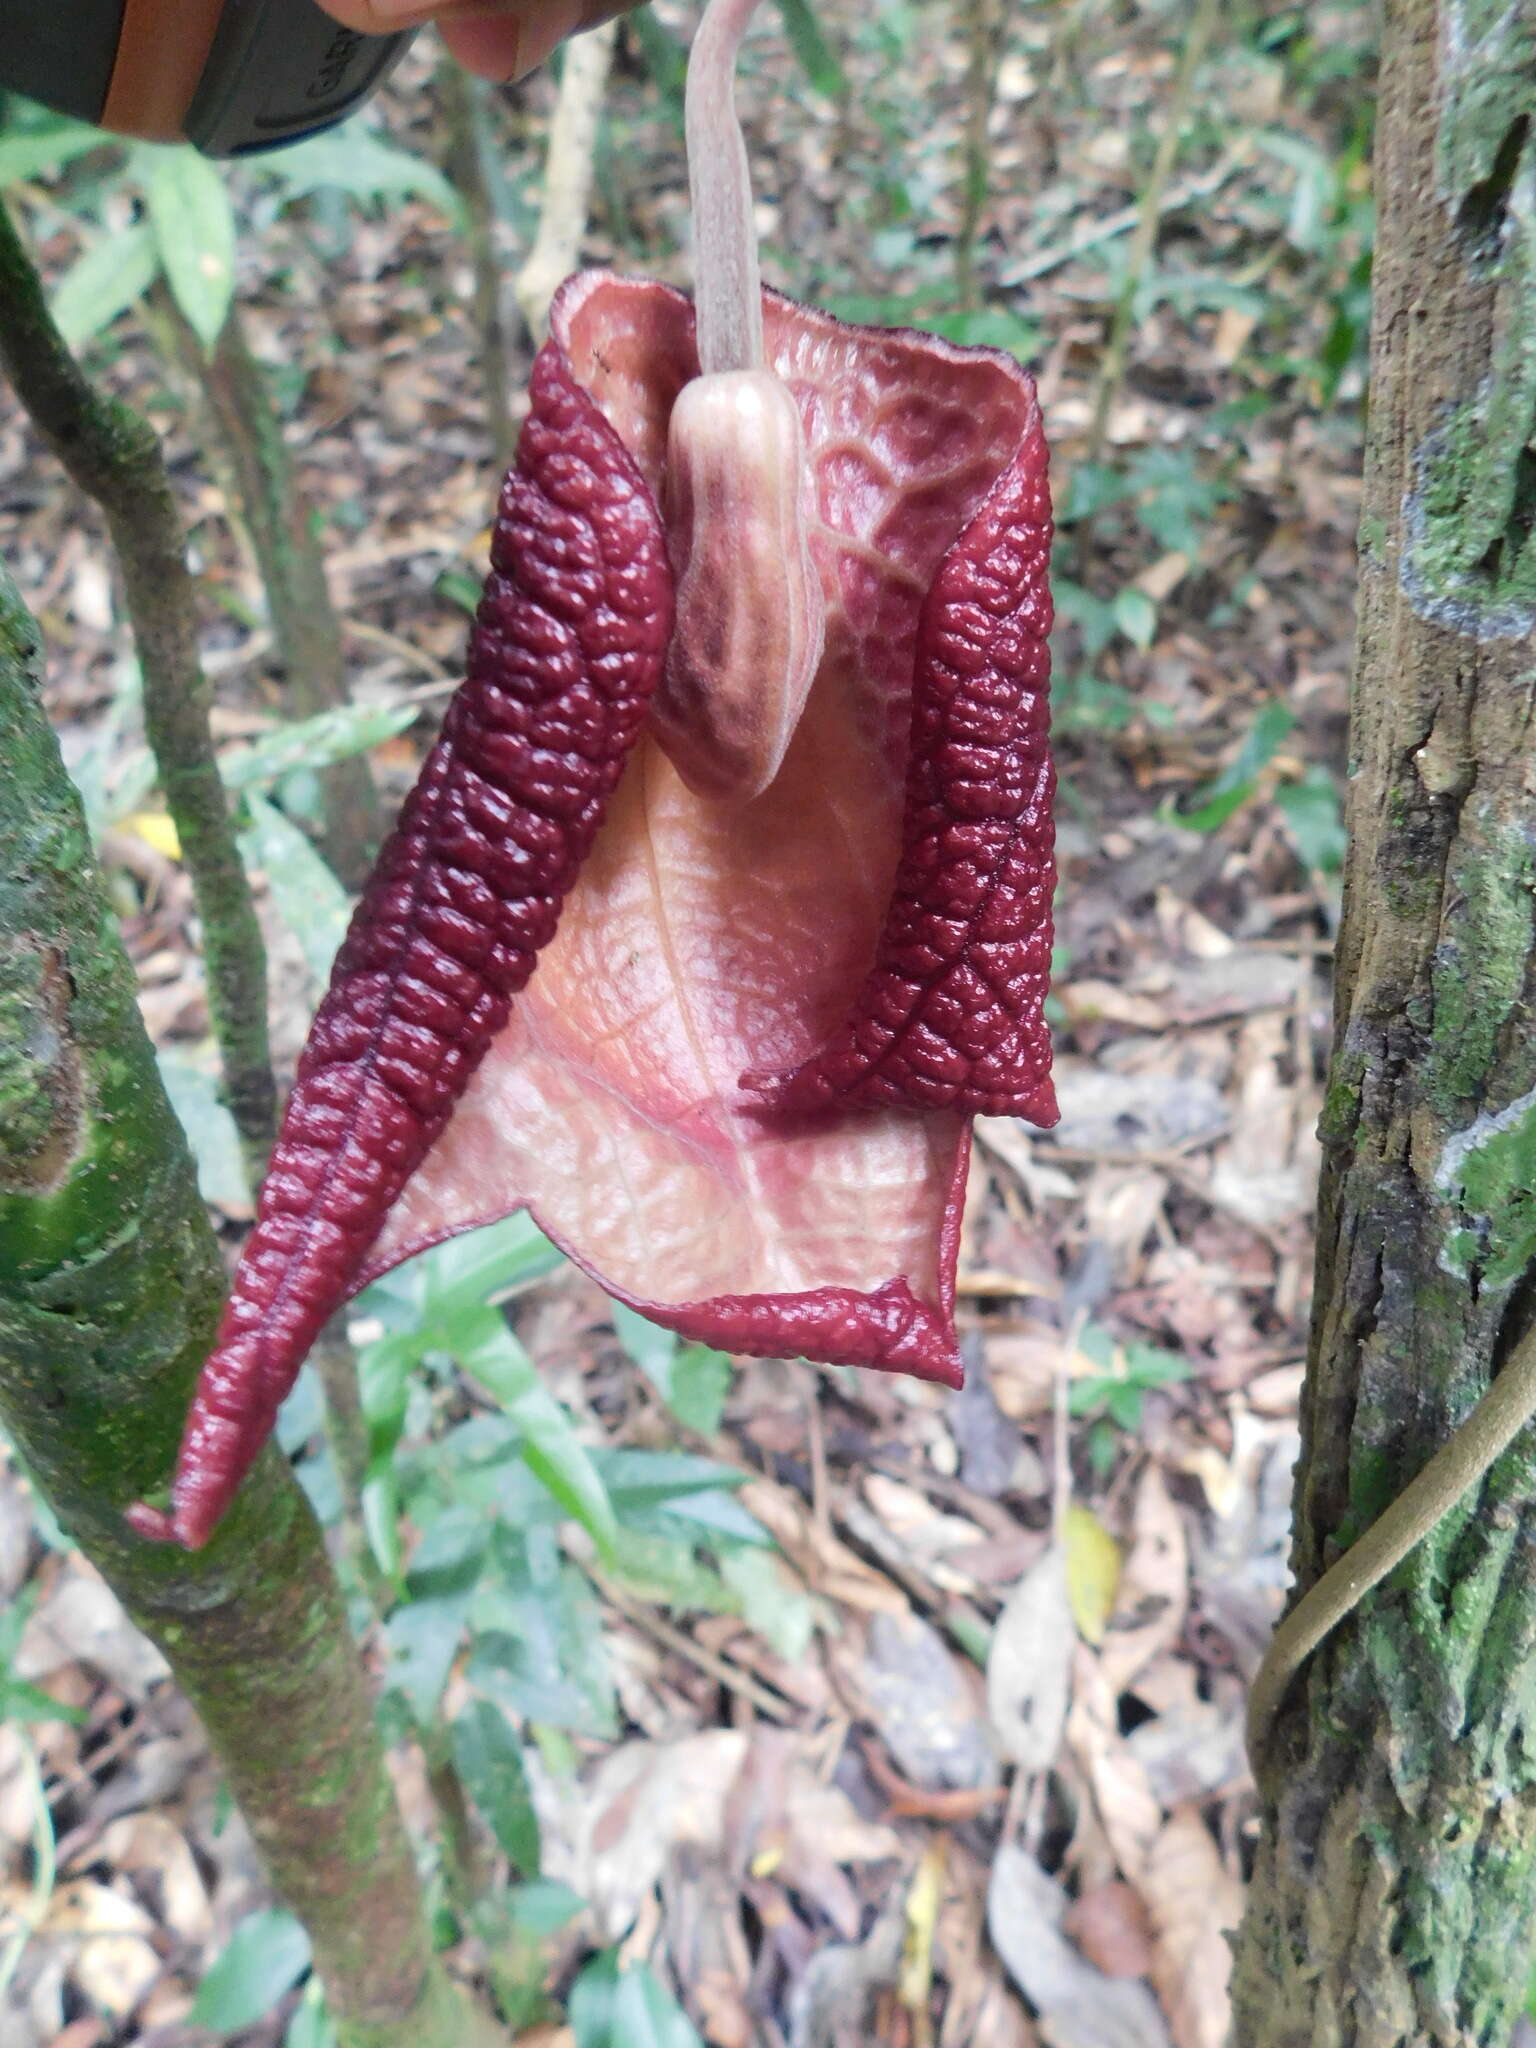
[131,274,1056,1550]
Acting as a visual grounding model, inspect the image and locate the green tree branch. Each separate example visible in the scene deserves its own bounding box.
[0,562,506,2048]
[0,197,275,1171]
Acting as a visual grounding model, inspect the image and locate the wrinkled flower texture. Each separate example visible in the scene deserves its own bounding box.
[129,0,1055,1551]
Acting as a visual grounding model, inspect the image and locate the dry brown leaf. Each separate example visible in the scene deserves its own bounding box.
[1245,1361,1306,1416]
[1209,1015,1319,1230]
[1125,1697,1250,1807]
[936,1842,1042,2047]
[1140,1808,1243,2048]
[1187,1410,1299,1675]
[14,1567,168,1697]
[738,1478,908,1616]
[858,1611,999,1791]
[974,1117,1080,1204]
[987,1847,1172,2048]
[1049,1061,1228,1158]
[862,1475,988,1565]
[1057,981,1172,1032]
[1156,951,1306,1026]
[1067,1654,1163,1884]
[94,1813,211,1948]
[1098,1467,1190,1698]
[986,1328,1063,1420]
[1083,1168,1168,1282]
[1064,1880,1156,1980]
[538,1731,747,1941]
[789,1906,905,2048]
[987,1545,1073,1771]
[43,1880,160,2018]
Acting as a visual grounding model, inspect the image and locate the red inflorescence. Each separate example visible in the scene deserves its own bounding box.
[744,404,1056,1123]
[131,274,1055,1551]
[127,345,674,1550]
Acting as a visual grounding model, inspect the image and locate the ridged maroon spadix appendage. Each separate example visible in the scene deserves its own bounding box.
[128,271,1055,1550]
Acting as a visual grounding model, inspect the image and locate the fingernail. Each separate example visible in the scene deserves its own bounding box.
[368,0,436,21]
[508,6,575,79]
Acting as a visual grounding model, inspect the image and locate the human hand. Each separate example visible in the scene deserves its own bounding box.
[313,2,637,83]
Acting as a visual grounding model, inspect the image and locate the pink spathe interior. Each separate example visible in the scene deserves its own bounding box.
[365,274,1035,1330]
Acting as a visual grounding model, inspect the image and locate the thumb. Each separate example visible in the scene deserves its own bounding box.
[311,2,630,83]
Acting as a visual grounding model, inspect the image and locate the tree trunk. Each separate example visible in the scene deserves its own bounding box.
[0,567,503,2048]
[1232,4,1536,2044]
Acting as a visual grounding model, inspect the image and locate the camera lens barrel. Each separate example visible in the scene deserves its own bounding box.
[0,0,414,155]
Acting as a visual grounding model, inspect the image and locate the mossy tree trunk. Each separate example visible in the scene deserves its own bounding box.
[1232,3,1536,2043]
[0,572,502,2046]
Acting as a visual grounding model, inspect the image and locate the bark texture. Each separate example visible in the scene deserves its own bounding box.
[1232,4,1536,2044]
[0,568,501,2047]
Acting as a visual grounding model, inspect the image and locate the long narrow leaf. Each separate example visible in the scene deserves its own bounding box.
[454,1309,617,1552]
[773,0,847,97]
[50,223,158,348]
[136,145,236,348]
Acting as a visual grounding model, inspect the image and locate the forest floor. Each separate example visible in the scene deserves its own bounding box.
[0,3,1374,2043]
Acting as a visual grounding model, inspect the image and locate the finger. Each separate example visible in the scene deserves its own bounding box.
[313,0,629,61]
[442,3,631,79]
[314,0,524,31]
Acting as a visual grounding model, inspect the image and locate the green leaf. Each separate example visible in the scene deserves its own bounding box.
[0,1676,87,1727]
[384,1509,484,1717]
[607,1530,737,1612]
[630,9,689,107]
[1051,577,1120,662]
[667,1345,733,1435]
[136,145,236,349]
[386,1582,475,1722]
[597,1449,751,1508]
[384,1215,563,1351]
[1112,586,1158,652]
[610,1300,677,1378]
[571,1954,703,2048]
[50,223,158,349]
[612,1302,731,1433]
[923,307,1044,362]
[569,1949,622,2044]
[468,1565,616,1738]
[1275,766,1346,874]
[1174,701,1297,832]
[652,1488,770,1547]
[452,1700,541,1875]
[284,1979,336,2048]
[255,124,461,221]
[190,1909,311,2031]
[240,792,352,984]
[720,1547,815,1661]
[0,114,113,184]
[508,1878,586,1935]
[454,1312,616,1552]
[773,0,848,97]
[434,568,484,617]
[362,1471,403,1582]
[155,1049,252,1215]
[221,701,418,792]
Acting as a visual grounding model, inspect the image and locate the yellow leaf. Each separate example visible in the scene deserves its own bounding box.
[1064,1503,1122,1646]
[899,1838,946,2015]
[120,810,181,860]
